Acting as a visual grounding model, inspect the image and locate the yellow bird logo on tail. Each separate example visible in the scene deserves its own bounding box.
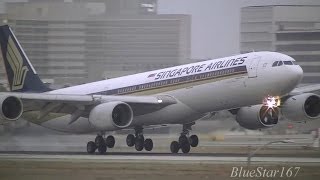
[6,37,29,90]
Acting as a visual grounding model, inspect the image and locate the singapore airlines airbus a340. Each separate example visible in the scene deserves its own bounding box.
[0,25,319,154]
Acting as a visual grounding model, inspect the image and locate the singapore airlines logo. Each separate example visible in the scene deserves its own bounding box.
[6,37,28,90]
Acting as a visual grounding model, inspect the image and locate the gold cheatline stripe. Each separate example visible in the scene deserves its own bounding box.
[117,72,247,95]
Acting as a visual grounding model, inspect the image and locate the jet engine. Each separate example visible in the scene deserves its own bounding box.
[235,105,279,130]
[0,95,23,121]
[89,101,133,131]
[281,93,320,122]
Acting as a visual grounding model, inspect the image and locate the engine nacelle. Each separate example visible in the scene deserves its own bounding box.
[281,93,320,122]
[89,101,133,131]
[0,95,23,121]
[235,105,279,130]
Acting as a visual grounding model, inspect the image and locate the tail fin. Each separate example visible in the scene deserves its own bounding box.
[0,25,50,92]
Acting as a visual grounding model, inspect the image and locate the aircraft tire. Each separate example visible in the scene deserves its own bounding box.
[144,138,153,151]
[170,141,180,153]
[95,135,104,146]
[87,141,96,154]
[189,135,199,147]
[181,143,190,154]
[135,136,144,151]
[178,135,189,146]
[126,134,135,147]
[97,143,107,154]
[106,135,115,148]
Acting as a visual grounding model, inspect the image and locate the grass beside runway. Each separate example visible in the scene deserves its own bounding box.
[0,159,319,180]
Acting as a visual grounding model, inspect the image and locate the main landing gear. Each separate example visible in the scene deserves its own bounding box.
[86,124,198,154]
[170,123,199,154]
[126,126,153,152]
[87,133,115,154]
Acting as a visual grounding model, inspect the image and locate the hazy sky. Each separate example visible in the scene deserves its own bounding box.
[158,0,242,59]
[1,0,320,59]
[158,0,320,59]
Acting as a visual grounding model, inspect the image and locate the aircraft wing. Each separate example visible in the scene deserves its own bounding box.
[0,92,177,118]
[289,84,320,95]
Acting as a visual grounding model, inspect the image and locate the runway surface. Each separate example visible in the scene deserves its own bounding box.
[1,133,319,164]
[1,152,320,180]
[1,152,320,164]
[1,134,320,180]
[0,133,315,152]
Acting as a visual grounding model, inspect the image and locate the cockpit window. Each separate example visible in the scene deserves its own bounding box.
[284,61,294,65]
[272,61,295,67]
[272,61,278,67]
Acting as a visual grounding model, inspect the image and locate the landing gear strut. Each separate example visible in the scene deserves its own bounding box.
[86,133,116,154]
[170,123,199,154]
[126,126,153,152]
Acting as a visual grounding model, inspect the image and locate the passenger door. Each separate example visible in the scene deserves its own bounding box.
[247,57,260,78]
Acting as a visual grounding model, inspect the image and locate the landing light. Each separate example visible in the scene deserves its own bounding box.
[157,99,163,103]
[261,96,281,120]
[263,96,280,109]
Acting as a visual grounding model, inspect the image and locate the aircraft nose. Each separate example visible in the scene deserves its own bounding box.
[279,64,303,95]
[289,65,303,85]
[295,65,303,81]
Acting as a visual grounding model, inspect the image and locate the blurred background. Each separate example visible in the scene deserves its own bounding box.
[0,0,320,140]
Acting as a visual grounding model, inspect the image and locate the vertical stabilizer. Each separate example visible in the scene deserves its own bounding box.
[0,25,50,92]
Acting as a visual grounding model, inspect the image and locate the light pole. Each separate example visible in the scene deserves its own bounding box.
[247,139,294,167]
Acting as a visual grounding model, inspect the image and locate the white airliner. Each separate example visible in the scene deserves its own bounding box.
[0,25,319,154]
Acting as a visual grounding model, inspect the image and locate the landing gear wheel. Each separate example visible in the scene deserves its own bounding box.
[95,135,104,145]
[170,123,197,154]
[106,135,115,148]
[181,143,190,154]
[170,141,180,153]
[135,135,144,151]
[189,135,199,147]
[87,141,96,154]
[144,138,153,151]
[136,135,145,142]
[179,135,189,146]
[126,134,135,147]
[97,143,107,154]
